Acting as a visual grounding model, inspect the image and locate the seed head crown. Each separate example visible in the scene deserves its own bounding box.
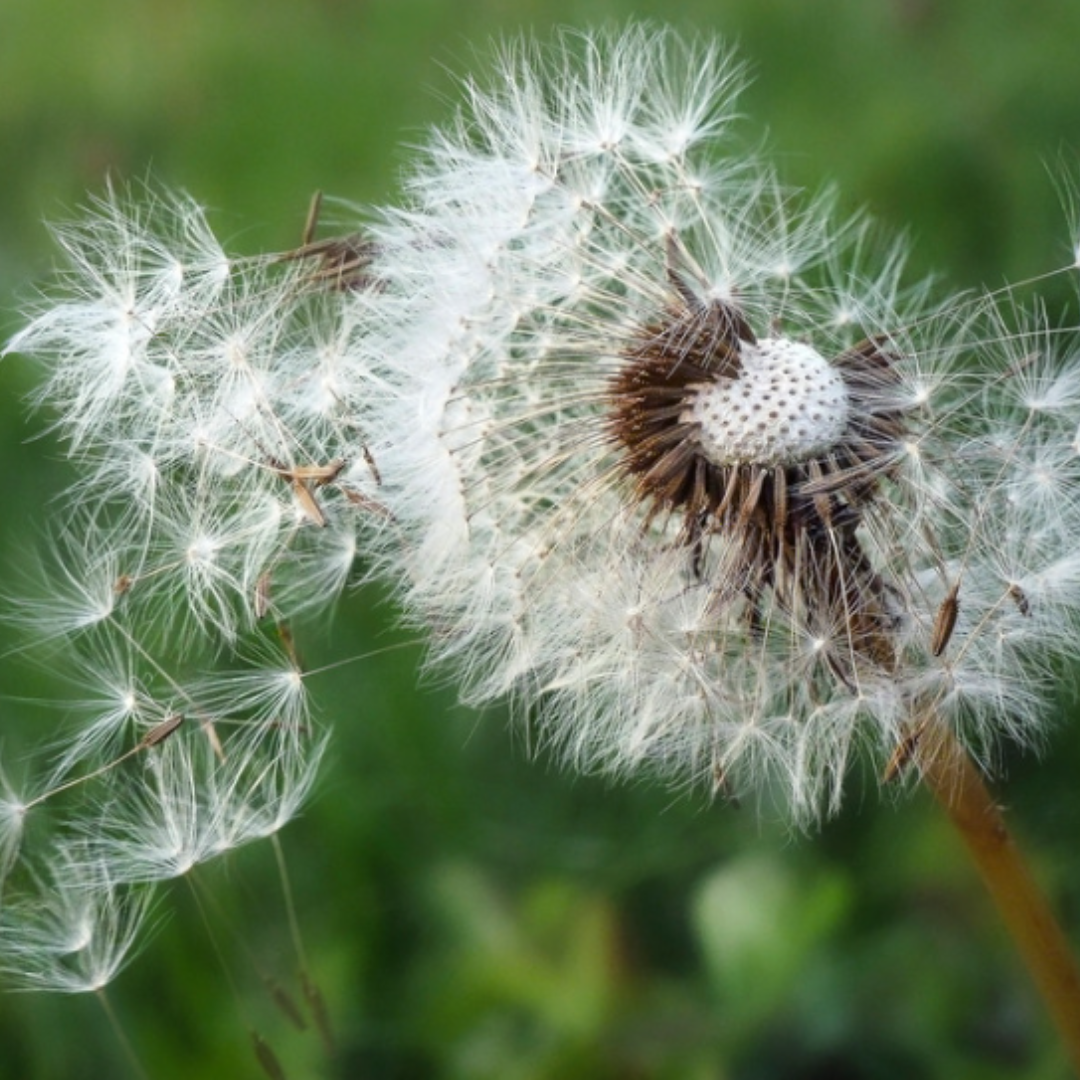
[688,336,850,467]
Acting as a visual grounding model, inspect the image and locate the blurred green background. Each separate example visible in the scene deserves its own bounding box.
[2,1,1079,1077]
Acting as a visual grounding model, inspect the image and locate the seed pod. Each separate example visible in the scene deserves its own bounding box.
[931,581,961,657]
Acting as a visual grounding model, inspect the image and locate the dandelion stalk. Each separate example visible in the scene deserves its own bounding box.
[917,723,1080,1072]
[95,988,151,1080]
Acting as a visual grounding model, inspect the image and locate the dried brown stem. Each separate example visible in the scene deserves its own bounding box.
[916,723,1080,1074]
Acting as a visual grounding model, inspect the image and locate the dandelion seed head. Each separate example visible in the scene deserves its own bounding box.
[356,26,1080,822]
[686,336,850,467]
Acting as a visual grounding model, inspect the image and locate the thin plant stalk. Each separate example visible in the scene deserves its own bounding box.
[916,722,1080,1074]
[95,988,150,1080]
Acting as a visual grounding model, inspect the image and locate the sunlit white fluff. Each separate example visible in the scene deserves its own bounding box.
[356,26,1080,820]
[2,188,353,991]
[0,854,155,993]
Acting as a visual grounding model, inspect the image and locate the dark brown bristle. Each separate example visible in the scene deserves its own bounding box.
[605,297,910,685]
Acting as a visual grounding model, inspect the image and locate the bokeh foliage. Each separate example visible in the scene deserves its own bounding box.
[1,1,1078,1077]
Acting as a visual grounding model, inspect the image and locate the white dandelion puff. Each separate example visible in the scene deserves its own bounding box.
[7,186,371,646]
[356,25,1080,821]
[1,183,354,1002]
[5,186,229,453]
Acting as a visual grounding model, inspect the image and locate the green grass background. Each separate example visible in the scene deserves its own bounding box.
[1,1,1079,1077]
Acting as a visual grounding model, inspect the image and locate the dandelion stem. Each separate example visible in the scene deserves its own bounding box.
[95,988,151,1080]
[271,832,336,1055]
[270,835,306,968]
[917,724,1080,1073]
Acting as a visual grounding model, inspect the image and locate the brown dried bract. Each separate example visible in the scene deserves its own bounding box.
[276,190,376,291]
[140,713,184,749]
[269,457,346,528]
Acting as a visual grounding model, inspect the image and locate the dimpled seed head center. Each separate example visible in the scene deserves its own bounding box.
[688,337,849,466]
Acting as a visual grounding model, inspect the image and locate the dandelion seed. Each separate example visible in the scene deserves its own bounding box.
[205,733,326,853]
[930,581,961,658]
[250,1031,288,1080]
[0,854,155,993]
[0,769,31,878]
[188,651,311,737]
[5,522,123,643]
[82,738,216,883]
[37,636,171,782]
